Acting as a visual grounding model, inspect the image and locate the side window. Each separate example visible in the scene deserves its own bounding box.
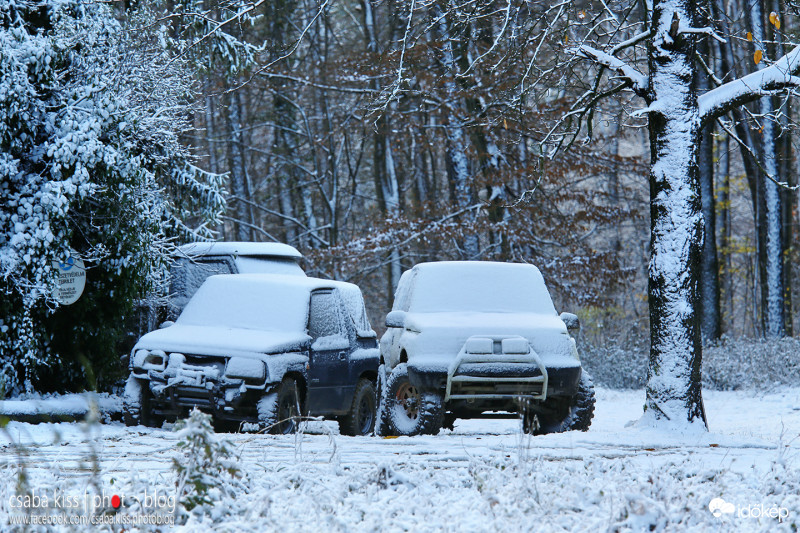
[393,270,416,312]
[308,291,343,339]
[170,257,234,305]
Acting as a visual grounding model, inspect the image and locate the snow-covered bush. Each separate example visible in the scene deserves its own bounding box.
[0,1,225,396]
[173,409,240,514]
[577,306,649,390]
[703,336,800,391]
[580,321,800,392]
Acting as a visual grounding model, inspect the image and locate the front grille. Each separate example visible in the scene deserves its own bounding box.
[449,380,545,398]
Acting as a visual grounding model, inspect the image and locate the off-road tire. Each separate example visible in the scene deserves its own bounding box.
[258,377,301,434]
[375,364,391,436]
[384,363,444,436]
[122,375,161,428]
[528,372,595,434]
[339,378,377,436]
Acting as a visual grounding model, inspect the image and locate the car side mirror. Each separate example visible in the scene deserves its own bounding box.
[385,310,407,328]
[559,312,580,335]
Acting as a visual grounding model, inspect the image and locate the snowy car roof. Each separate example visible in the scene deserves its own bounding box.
[175,241,303,260]
[400,261,557,315]
[178,274,374,335]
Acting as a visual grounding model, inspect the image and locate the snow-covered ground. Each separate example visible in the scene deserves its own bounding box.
[1,388,799,532]
[0,393,121,423]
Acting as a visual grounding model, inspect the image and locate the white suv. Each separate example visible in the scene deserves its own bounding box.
[376,261,594,436]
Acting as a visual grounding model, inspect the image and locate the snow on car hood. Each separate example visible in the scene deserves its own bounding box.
[134,324,310,360]
[402,312,577,370]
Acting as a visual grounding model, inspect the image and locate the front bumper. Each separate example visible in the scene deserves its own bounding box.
[131,353,270,421]
[406,335,582,401]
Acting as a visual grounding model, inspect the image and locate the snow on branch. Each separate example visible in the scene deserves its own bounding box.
[572,45,648,95]
[679,26,726,43]
[699,46,800,124]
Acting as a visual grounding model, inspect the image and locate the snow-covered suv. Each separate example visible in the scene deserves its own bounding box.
[167,241,305,319]
[124,274,379,435]
[376,261,594,436]
[130,242,305,341]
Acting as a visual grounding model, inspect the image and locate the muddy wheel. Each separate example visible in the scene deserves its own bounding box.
[531,372,596,434]
[385,363,444,436]
[339,378,376,436]
[123,375,161,428]
[375,364,391,436]
[258,377,301,434]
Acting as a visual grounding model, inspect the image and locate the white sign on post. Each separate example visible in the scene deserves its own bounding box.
[52,255,86,305]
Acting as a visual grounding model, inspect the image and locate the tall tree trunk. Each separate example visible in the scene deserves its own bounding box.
[274,91,299,246]
[226,88,253,241]
[697,35,721,341]
[434,8,479,258]
[362,0,403,297]
[713,0,766,336]
[749,0,785,337]
[772,0,793,335]
[718,132,733,333]
[642,0,706,428]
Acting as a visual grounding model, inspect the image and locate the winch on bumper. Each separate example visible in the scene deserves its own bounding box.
[131,349,272,420]
[405,335,582,402]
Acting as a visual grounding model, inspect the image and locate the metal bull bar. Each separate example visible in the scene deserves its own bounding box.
[444,335,548,402]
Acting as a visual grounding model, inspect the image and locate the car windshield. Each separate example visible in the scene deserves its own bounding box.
[177,276,309,332]
[408,262,557,315]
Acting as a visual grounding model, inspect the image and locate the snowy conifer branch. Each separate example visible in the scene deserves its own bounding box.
[572,45,648,96]
[698,46,800,125]
[172,0,266,64]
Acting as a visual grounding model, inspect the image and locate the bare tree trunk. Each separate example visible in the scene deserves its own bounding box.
[273,91,299,246]
[697,34,721,341]
[434,8,479,258]
[642,0,706,428]
[226,88,253,241]
[772,0,793,336]
[718,132,733,333]
[363,0,403,296]
[749,0,784,338]
[713,0,765,336]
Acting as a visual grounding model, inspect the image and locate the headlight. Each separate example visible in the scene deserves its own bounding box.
[133,349,166,371]
[465,338,493,354]
[225,357,266,382]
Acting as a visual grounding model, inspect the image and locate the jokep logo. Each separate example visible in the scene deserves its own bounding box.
[709,497,790,521]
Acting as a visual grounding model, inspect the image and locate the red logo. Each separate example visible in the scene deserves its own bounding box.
[111,495,121,509]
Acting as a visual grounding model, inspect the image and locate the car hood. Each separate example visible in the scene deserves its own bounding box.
[134,324,310,359]
[402,312,576,367]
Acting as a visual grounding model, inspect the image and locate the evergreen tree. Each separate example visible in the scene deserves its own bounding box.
[0,1,225,396]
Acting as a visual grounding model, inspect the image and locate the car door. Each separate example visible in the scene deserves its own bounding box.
[306,289,351,414]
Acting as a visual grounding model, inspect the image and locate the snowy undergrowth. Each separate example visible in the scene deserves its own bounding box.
[2,428,799,531]
[703,336,800,391]
[5,449,797,532]
[582,335,800,392]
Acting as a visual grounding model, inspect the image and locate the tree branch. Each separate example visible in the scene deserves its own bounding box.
[572,45,648,96]
[698,46,800,125]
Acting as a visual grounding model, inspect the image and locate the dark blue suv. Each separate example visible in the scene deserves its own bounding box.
[123,274,379,435]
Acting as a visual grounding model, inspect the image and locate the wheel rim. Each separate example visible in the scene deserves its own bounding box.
[395,382,420,421]
[357,392,374,433]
